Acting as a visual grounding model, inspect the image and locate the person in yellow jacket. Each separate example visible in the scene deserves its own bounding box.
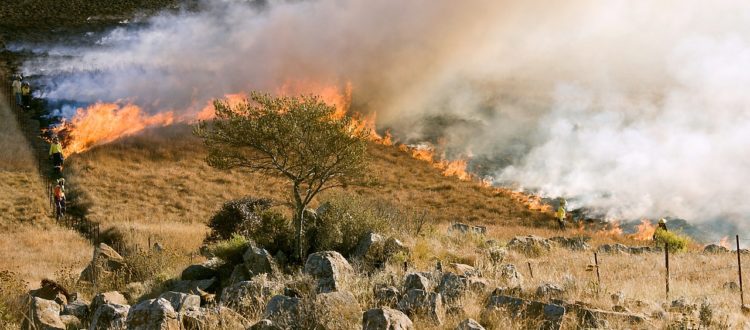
[556,198,567,230]
[21,82,31,109]
[50,137,65,171]
[11,76,22,106]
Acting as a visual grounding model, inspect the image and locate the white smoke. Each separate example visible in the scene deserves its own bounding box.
[21,0,750,229]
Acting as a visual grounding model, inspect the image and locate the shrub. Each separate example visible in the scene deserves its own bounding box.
[209,233,250,264]
[205,197,273,243]
[249,210,294,256]
[653,228,690,252]
[0,271,25,329]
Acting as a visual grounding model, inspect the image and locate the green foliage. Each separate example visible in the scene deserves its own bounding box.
[205,197,273,243]
[308,193,392,255]
[251,210,294,256]
[209,233,250,264]
[653,228,690,252]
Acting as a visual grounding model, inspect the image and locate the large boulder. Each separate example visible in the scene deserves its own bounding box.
[169,278,218,295]
[244,241,278,277]
[403,273,430,292]
[219,279,274,317]
[362,308,414,330]
[507,236,552,255]
[181,262,219,281]
[90,303,130,330]
[63,297,90,320]
[374,287,401,308]
[80,243,126,282]
[60,314,82,329]
[397,289,445,325]
[304,251,354,293]
[437,273,467,304]
[314,291,362,330]
[456,318,485,330]
[449,223,487,235]
[24,297,65,330]
[263,295,301,328]
[353,232,385,260]
[158,291,200,313]
[704,244,730,254]
[536,283,565,299]
[549,237,591,251]
[483,294,565,330]
[126,298,179,330]
[90,291,128,316]
[181,306,251,330]
[29,279,70,306]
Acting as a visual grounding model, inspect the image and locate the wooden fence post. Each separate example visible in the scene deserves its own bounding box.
[594,252,602,289]
[737,235,744,307]
[527,261,534,279]
[665,242,670,301]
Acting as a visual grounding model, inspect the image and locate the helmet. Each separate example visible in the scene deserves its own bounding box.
[658,218,666,225]
[57,178,65,184]
[560,198,567,206]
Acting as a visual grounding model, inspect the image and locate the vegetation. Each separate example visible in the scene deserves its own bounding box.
[195,92,370,262]
[208,233,250,264]
[653,228,691,252]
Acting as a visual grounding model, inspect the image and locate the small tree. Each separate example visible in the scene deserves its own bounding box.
[194,92,369,261]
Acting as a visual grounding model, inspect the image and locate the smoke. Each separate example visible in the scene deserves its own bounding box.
[20,0,750,229]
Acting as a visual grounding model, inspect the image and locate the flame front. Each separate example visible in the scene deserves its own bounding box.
[631,219,656,240]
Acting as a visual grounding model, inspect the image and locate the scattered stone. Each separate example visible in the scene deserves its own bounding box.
[498,264,524,288]
[670,297,697,313]
[362,308,414,330]
[181,306,251,329]
[403,273,430,292]
[466,277,491,293]
[248,319,284,330]
[24,297,65,330]
[449,263,480,277]
[628,246,661,254]
[29,279,70,306]
[549,236,591,251]
[571,305,646,328]
[449,223,486,235]
[397,289,445,325]
[597,244,630,254]
[126,298,179,329]
[159,291,200,313]
[263,295,301,327]
[60,314,82,329]
[244,241,278,277]
[124,282,148,302]
[610,291,625,306]
[353,232,385,260]
[384,237,410,257]
[169,278,217,295]
[228,264,251,286]
[181,262,219,281]
[220,279,274,316]
[723,281,740,291]
[91,291,128,315]
[304,251,354,293]
[536,283,565,299]
[455,318,485,330]
[612,305,630,313]
[90,303,130,330]
[314,291,362,329]
[80,243,126,282]
[437,272,467,303]
[62,298,90,320]
[483,294,565,330]
[704,244,730,254]
[507,236,552,255]
[374,286,401,308]
[651,309,668,320]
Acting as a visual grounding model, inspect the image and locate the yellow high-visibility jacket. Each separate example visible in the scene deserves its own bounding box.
[556,206,566,220]
[49,143,63,155]
[21,85,30,95]
[12,80,21,94]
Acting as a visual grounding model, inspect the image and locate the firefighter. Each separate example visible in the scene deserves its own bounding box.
[653,218,668,240]
[53,178,66,219]
[49,136,65,172]
[21,81,31,109]
[11,76,22,106]
[556,198,567,230]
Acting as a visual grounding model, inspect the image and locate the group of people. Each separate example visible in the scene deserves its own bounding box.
[555,198,668,238]
[50,136,66,219]
[11,75,32,109]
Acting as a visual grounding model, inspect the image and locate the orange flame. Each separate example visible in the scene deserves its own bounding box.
[599,221,623,236]
[630,219,656,241]
[52,103,174,154]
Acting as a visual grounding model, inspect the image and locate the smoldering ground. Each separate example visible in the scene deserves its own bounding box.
[18,0,750,232]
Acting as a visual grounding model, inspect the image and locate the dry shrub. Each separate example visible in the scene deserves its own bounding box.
[0,271,27,329]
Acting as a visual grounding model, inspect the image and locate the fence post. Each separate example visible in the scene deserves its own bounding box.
[527,261,534,279]
[594,252,602,289]
[665,242,670,301]
[737,235,744,307]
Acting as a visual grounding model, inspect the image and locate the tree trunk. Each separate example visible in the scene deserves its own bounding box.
[293,183,305,263]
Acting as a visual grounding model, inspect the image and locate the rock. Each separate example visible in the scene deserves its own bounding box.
[24,297,65,330]
[181,306,250,329]
[571,305,646,328]
[610,291,625,306]
[403,273,430,292]
[437,272,467,304]
[353,232,385,260]
[549,236,591,251]
[362,308,414,330]
[126,298,179,329]
[628,246,661,254]
[263,295,301,327]
[90,303,130,330]
[483,294,565,330]
[704,244,730,253]
[670,297,697,313]
[181,263,219,281]
[456,318,485,330]
[91,291,128,315]
[60,314,82,328]
[80,243,126,282]
[498,264,523,288]
[169,278,217,295]
[219,279,274,317]
[374,286,401,308]
[536,283,565,299]
[314,291,362,329]
[304,251,354,293]
[612,305,630,313]
[384,237,409,257]
[449,223,486,235]
[244,241,278,277]
[487,247,507,266]
[450,263,480,277]
[228,264,251,286]
[597,244,630,254]
[397,289,445,325]
[63,298,90,320]
[507,236,552,255]
[466,277,490,293]
[248,319,284,330]
[446,306,466,319]
[29,279,70,306]
[724,281,740,291]
[124,282,148,302]
[159,291,200,313]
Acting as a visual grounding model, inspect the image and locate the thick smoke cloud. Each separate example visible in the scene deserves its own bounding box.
[21,0,750,229]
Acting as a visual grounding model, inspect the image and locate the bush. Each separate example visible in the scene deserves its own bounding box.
[205,197,273,243]
[653,228,690,252]
[0,271,25,329]
[308,193,392,256]
[251,210,294,256]
[209,233,250,264]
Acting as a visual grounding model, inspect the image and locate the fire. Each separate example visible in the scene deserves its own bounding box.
[630,219,656,240]
[276,79,352,118]
[52,103,174,154]
[599,221,623,236]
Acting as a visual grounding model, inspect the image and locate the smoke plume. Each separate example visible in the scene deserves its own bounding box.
[20,0,750,230]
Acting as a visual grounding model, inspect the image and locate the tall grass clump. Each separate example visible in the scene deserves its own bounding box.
[653,229,690,252]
